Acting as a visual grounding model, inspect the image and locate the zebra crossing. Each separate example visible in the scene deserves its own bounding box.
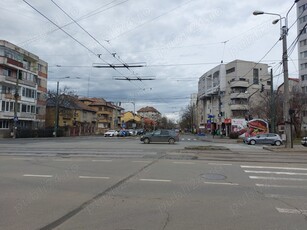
[241,164,307,216]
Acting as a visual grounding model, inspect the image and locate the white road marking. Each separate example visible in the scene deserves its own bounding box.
[256,184,307,189]
[241,165,307,171]
[265,194,307,199]
[23,174,53,178]
[193,139,197,141]
[209,163,232,166]
[139,179,171,182]
[249,176,307,181]
[12,158,33,160]
[172,161,195,164]
[132,161,151,163]
[204,182,239,186]
[187,139,191,141]
[276,207,307,215]
[79,176,110,179]
[54,159,86,162]
[92,160,113,162]
[245,170,307,176]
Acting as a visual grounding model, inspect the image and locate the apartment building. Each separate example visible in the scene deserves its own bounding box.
[297,0,307,130]
[79,97,124,134]
[0,40,48,137]
[197,60,270,135]
[137,106,161,121]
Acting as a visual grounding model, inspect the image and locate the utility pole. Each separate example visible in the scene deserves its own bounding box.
[54,81,59,137]
[218,86,222,136]
[253,0,298,148]
[281,24,292,148]
[270,68,275,133]
[13,69,20,138]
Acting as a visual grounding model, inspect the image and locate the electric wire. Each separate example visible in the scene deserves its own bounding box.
[18,0,128,47]
[22,0,145,91]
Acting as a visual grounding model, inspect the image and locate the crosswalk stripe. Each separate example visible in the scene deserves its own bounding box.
[249,176,307,181]
[79,176,109,179]
[265,194,306,199]
[204,182,239,186]
[256,184,307,189]
[276,207,307,215]
[140,179,171,182]
[241,165,307,171]
[23,174,53,178]
[244,170,307,176]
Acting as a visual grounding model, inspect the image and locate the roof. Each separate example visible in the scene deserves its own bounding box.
[47,95,96,112]
[137,106,160,114]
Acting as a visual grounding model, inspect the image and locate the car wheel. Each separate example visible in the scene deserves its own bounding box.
[275,140,281,146]
[250,140,256,145]
[168,138,175,144]
[143,138,150,144]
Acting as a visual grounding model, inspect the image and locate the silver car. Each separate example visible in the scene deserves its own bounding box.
[245,133,283,146]
[302,137,307,147]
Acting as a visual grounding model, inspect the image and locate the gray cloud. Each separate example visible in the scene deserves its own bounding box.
[0,0,299,120]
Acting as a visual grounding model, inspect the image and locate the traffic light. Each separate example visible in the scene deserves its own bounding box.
[260,84,264,92]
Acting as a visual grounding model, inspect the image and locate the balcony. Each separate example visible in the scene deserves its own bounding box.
[229,79,249,88]
[230,104,248,111]
[230,92,249,99]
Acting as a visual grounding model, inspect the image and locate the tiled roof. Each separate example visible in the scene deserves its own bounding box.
[137,106,160,114]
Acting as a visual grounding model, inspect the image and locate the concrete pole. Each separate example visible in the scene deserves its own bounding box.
[282,25,292,148]
[13,69,20,138]
[54,81,59,137]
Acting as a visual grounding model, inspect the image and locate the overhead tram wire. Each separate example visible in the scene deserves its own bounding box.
[51,0,151,84]
[22,0,145,91]
[50,1,139,71]
[19,0,129,47]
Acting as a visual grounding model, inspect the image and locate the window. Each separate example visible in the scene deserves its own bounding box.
[299,3,307,14]
[301,75,307,81]
[22,87,36,99]
[301,51,307,59]
[300,39,307,47]
[3,68,12,77]
[226,67,235,74]
[0,120,9,129]
[22,104,27,112]
[300,63,307,70]
[253,68,259,84]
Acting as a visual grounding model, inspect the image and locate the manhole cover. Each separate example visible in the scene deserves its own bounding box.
[201,173,226,180]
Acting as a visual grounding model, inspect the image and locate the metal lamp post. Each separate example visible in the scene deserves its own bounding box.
[253,0,299,148]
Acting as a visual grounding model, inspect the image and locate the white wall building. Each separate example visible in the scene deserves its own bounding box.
[197,60,270,135]
[297,0,307,130]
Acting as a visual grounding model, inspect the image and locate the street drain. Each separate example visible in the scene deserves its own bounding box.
[201,173,226,180]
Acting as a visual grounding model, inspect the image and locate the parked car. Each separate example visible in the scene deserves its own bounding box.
[245,133,282,146]
[104,130,118,137]
[301,137,307,147]
[140,129,179,144]
[118,130,130,137]
[136,129,145,135]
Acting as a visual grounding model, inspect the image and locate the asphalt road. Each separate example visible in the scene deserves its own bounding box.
[0,135,307,230]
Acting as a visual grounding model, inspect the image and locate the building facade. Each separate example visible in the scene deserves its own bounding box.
[197,60,270,135]
[0,40,48,137]
[137,106,161,121]
[297,0,307,130]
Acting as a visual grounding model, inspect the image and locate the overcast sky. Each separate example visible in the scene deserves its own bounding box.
[0,0,300,121]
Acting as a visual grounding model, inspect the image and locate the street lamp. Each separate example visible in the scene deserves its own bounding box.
[54,76,80,137]
[253,0,299,148]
